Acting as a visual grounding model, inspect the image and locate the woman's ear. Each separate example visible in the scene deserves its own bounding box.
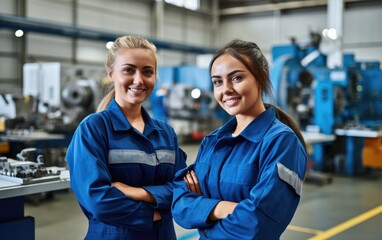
[107,68,113,82]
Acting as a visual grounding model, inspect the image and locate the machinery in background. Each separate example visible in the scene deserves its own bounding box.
[0,94,17,120]
[167,84,215,119]
[22,62,102,133]
[0,63,103,168]
[150,65,222,142]
[1,63,101,134]
[23,63,62,114]
[270,33,382,175]
[0,94,37,132]
[58,78,100,131]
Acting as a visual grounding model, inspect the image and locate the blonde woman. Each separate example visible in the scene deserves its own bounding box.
[66,35,186,240]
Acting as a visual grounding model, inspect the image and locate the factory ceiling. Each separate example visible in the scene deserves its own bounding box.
[219,0,301,9]
[0,0,380,53]
[218,0,381,16]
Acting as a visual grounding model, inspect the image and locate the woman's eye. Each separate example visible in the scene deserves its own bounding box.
[124,68,135,74]
[232,75,242,82]
[212,79,222,86]
[144,70,154,76]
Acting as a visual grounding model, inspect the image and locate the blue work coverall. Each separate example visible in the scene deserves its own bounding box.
[66,99,187,240]
[172,106,307,240]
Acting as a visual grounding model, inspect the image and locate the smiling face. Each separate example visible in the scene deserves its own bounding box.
[211,53,264,119]
[108,48,156,109]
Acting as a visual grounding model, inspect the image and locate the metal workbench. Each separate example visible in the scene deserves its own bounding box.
[0,171,71,240]
[0,171,70,199]
[302,131,336,185]
[335,128,382,175]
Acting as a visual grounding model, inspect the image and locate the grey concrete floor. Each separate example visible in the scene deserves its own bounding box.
[24,144,382,240]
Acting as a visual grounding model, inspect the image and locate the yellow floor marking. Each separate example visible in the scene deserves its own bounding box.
[287,225,324,235]
[307,204,382,240]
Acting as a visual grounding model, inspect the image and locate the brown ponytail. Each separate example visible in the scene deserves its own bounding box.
[265,103,306,150]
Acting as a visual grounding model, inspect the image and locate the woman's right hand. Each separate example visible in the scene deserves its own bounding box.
[183,170,202,195]
[111,182,156,204]
[208,201,238,221]
[153,210,162,221]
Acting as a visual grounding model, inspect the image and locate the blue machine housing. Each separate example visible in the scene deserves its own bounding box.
[359,68,382,123]
[270,43,382,175]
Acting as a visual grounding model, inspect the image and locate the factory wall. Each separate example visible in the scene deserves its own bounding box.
[218,2,382,65]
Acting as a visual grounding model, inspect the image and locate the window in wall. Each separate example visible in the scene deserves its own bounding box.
[164,0,200,10]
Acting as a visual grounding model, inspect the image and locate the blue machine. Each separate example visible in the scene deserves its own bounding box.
[270,41,382,175]
[150,65,222,141]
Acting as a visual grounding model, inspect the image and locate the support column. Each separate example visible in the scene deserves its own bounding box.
[211,0,219,46]
[326,0,344,68]
[154,0,164,61]
[16,0,26,89]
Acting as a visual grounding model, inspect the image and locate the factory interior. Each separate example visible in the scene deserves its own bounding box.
[1,0,382,239]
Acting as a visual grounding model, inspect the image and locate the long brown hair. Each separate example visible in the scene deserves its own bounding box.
[209,39,306,149]
[96,35,158,112]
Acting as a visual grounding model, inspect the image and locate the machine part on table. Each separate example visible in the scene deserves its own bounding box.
[0,148,63,185]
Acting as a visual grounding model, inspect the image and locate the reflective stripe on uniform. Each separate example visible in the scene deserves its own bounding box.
[277,162,303,196]
[109,149,175,166]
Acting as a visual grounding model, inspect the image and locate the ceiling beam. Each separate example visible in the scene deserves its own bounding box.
[219,0,370,16]
[0,13,216,54]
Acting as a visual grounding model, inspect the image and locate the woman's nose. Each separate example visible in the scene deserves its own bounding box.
[133,72,143,84]
[222,82,233,94]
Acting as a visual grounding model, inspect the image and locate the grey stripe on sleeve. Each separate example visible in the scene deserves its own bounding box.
[277,162,303,196]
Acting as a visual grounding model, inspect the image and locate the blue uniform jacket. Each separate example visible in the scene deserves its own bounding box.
[66,99,187,240]
[172,106,307,240]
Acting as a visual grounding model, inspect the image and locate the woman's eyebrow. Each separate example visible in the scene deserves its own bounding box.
[211,69,244,79]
